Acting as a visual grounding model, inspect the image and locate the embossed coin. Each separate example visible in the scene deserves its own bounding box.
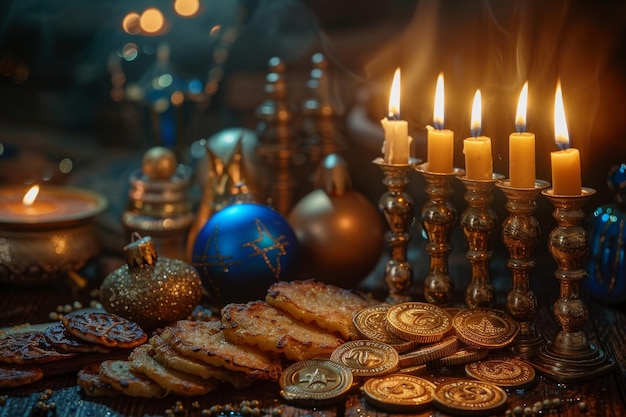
[362,374,436,412]
[353,305,421,353]
[433,379,508,416]
[397,363,427,376]
[330,340,399,377]
[279,359,353,406]
[465,357,536,388]
[429,347,489,368]
[397,336,459,368]
[452,308,520,349]
[386,302,452,343]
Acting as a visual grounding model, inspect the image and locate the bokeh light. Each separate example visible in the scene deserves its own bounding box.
[59,158,73,174]
[140,8,164,34]
[174,0,200,17]
[122,12,141,34]
[171,91,185,106]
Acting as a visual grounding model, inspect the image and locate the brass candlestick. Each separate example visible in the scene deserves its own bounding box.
[415,163,462,306]
[534,188,615,382]
[459,174,504,308]
[373,157,419,303]
[497,179,549,358]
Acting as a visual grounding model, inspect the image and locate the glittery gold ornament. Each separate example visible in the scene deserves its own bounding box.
[100,234,203,329]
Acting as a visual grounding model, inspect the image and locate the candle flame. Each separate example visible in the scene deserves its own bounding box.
[554,81,570,150]
[433,72,444,129]
[388,68,401,118]
[515,81,528,132]
[470,89,482,137]
[22,185,40,206]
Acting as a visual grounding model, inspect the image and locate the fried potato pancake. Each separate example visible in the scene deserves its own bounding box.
[149,334,252,389]
[77,363,120,397]
[160,320,281,381]
[221,301,345,361]
[98,359,165,398]
[266,280,378,340]
[44,322,111,354]
[129,344,218,397]
[62,311,146,349]
[0,364,43,388]
[0,332,77,364]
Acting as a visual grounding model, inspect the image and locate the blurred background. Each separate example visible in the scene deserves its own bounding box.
[1,0,625,292]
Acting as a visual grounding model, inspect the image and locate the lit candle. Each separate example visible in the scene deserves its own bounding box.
[426,72,454,173]
[463,89,493,179]
[509,82,536,188]
[551,81,581,195]
[5,185,58,215]
[381,68,411,164]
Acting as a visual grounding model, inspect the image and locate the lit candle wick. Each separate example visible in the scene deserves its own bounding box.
[470,89,482,138]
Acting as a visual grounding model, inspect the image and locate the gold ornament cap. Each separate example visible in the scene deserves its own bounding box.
[123,234,158,268]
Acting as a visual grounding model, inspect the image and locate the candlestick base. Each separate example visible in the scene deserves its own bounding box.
[415,163,462,306]
[373,157,420,303]
[534,188,615,382]
[534,335,615,383]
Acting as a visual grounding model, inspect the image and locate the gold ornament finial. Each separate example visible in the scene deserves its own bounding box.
[123,233,158,268]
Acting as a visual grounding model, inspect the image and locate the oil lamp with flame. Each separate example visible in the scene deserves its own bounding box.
[0,184,107,285]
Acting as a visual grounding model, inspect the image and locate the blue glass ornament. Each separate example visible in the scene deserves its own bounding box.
[192,203,299,304]
[585,163,626,305]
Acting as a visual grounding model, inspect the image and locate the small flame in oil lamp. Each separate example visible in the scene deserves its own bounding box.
[6,185,58,215]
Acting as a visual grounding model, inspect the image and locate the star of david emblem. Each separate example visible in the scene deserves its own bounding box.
[241,218,290,280]
[192,223,242,293]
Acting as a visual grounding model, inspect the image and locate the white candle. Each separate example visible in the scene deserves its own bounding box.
[381,68,411,164]
[551,81,581,195]
[426,73,454,173]
[509,82,536,188]
[463,89,493,179]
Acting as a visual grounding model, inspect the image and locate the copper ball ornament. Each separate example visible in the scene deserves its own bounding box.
[142,146,178,180]
[100,235,203,329]
[288,154,385,288]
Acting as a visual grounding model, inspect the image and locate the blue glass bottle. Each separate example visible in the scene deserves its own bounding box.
[585,163,626,305]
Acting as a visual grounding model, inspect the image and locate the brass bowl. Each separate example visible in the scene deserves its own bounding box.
[0,185,107,285]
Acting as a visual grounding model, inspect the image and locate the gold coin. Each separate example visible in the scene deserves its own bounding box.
[330,340,399,377]
[386,302,452,343]
[397,363,427,376]
[465,356,536,388]
[432,379,508,415]
[429,347,489,368]
[452,308,520,349]
[397,336,459,368]
[279,359,353,406]
[362,373,436,412]
[353,305,421,353]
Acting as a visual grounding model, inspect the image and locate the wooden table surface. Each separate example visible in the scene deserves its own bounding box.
[1,255,625,417]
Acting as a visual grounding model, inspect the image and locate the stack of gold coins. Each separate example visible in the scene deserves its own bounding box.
[352,305,421,353]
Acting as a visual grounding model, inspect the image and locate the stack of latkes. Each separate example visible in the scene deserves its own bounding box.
[79,279,378,397]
